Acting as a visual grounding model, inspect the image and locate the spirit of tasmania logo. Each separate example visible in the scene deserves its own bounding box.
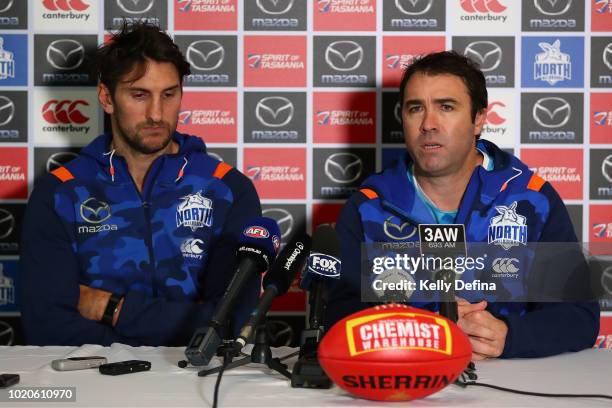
[488,201,528,250]
[176,191,213,231]
[345,312,451,357]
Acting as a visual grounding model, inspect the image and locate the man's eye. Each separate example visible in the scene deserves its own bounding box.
[441,104,454,111]
[407,106,422,113]
[132,93,146,99]
[164,91,176,98]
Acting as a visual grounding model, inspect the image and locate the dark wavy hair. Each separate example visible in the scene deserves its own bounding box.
[94,21,191,96]
[398,51,488,124]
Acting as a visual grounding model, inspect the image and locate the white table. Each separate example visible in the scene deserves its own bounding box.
[0,344,610,408]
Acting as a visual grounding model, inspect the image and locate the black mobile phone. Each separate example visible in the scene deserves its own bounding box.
[98,360,151,376]
[0,374,20,388]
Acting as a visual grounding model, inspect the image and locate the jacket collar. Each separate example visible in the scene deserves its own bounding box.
[79,131,207,184]
[363,140,529,223]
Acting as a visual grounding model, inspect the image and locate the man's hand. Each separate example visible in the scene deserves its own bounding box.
[78,285,111,322]
[456,298,508,360]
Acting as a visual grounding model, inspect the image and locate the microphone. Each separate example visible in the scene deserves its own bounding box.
[300,224,341,330]
[233,232,312,351]
[291,224,340,389]
[418,224,466,323]
[184,217,281,367]
[436,269,458,322]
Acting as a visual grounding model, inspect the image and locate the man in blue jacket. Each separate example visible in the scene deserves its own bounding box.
[328,51,599,359]
[20,23,261,346]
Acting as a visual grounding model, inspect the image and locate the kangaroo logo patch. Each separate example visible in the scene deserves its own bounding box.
[488,201,528,250]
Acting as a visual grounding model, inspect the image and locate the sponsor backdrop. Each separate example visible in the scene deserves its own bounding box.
[0,0,610,346]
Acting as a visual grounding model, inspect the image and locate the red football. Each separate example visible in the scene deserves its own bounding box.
[318,304,472,401]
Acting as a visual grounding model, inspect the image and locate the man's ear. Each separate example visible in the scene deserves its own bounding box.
[473,107,487,136]
[98,83,114,115]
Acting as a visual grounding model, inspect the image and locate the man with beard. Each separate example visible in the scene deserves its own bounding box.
[327,52,599,359]
[20,23,262,346]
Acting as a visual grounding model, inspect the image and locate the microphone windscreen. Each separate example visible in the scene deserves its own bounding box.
[263,232,312,294]
[300,224,341,290]
[310,224,340,257]
[239,216,282,261]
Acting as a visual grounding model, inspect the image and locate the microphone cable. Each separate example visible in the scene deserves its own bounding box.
[212,349,234,408]
[455,363,612,401]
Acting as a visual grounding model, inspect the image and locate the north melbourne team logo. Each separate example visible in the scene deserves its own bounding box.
[176,191,213,231]
[0,37,15,80]
[0,264,15,306]
[534,39,571,85]
[488,202,528,250]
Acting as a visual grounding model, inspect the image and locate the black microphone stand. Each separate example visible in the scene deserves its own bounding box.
[291,279,332,389]
[196,322,295,379]
[434,268,478,385]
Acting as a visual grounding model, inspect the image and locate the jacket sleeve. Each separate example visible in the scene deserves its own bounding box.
[500,183,600,358]
[20,175,137,346]
[113,168,262,345]
[325,193,372,330]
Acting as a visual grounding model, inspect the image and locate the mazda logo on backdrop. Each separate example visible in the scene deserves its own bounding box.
[116,0,155,14]
[532,97,571,128]
[186,40,225,71]
[325,41,364,71]
[0,0,13,13]
[464,41,503,72]
[256,0,293,14]
[324,153,363,184]
[255,97,294,128]
[603,42,612,71]
[533,0,572,16]
[46,152,78,172]
[394,0,433,15]
[0,96,14,127]
[46,39,85,71]
[0,209,14,240]
[262,208,294,238]
[602,154,612,184]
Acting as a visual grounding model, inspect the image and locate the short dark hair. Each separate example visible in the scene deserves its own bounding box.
[398,51,488,123]
[94,21,191,95]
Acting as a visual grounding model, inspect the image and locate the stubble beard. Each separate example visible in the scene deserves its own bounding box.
[114,118,174,155]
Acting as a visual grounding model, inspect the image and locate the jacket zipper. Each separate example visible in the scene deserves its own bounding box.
[141,200,157,297]
[118,156,161,298]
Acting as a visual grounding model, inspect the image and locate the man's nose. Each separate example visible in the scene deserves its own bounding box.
[147,97,163,123]
[420,109,438,133]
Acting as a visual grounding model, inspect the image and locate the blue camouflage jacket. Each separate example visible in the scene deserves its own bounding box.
[328,140,599,358]
[20,132,261,346]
